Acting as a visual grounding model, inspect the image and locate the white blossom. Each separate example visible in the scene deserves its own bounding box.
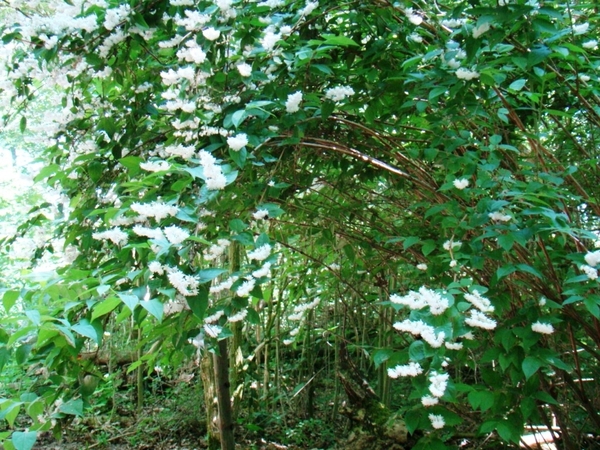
[572,23,589,35]
[132,225,165,240]
[228,309,248,322]
[465,310,497,330]
[167,267,199,296]
[582,39,598,50]
[456,68,479,80]
[325,85,355,102]
[394,319,445,348]
[443,240,462,251]
[131,202,178,222]
[261,31,281,50]
[236,278,256,297]
[488,211,512,222]
[252,262,272,278]
[285,91,303,113]
[409,33,423,43]
[236,63,252,77]
[416,263,428,271]
[387,361,423,378]
[472,22,491,38]
[203,27,221,40]
[531,321,554,335]
[227,133,249,151]
[429,413,445,429]
[140,160,170,172]
[428,371,449,398]
[253,209,269,220]
[584,251,600,267]
[164,226,190,245]
[301,0,318,16]
[248,244,271,261]
[148,261,164,275]
[421,395,439,406]
[445,341,463,350]
[580,265,598,280]
[204,324,222,338]
[204,310,225,324]
[453,178,469,189]
[92,227,128,246]
[464,290,494,313]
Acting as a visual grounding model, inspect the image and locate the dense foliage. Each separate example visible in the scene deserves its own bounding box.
[1,0,599,448]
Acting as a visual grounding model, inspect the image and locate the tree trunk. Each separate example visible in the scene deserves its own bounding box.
[201,352,220,450]
[214,339,235,450]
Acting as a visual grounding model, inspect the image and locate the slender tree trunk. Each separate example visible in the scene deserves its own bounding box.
[136,328,144,414]
[201,352,220,450]
[214,339,235,450]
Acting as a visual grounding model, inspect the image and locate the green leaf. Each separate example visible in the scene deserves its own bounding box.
[140,299,163,322]
[15,344,32,365]
[11,431,37,450]
[118,293,139,312]
[72,319,100,345]
[409,340,427,361]
[19,116,27,133]
[187,287,208,321]
[0,347,10,373]
[404,409,423,435]
[372,349,393,368]
[231,109,246,128]
[59,398,84,417]
[522,356,542,379]
[508,79,526,91]
[403,236,420,250]
[197,268,228,284]
[2,290,19,313]
[322,34,359,47]
[497,233,514,251]
[91,297,121,321]
[0,402,21,427]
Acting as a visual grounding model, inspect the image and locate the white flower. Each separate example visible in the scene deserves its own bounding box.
[579,74,591,82]
[580,265,598,280]
[236,63,252,77]
[133,225,165,240]
[285,91,303,113]
[390,287,448,315]
[472,22,491,38]
[248,244,271,261]
[394,319,445,348]
[164,226,190,245]
[585,251,600,267]
[456,68,480,80]
[149,261,164,275]
[253,209,269,220]
[429,413,445,429]
[416,263,428,271]
[421,395,439,407]
[428,371,449,398]
[228,309,248,322]
[488,211,512,222]
[464,290,494,313]
[131,202,179,222]
[449,259,457,268]
[465,310,497,330]
[531,321,554,334]
[387,362,423,378]
[140,160,170,172]
[227,133,249,151]
[301,0,318,16]
[443,240,462,251]
[167,267,199,296]
[441,18,466,28]
[325,85,355,102]
[405,8,422,26]
[572,23,589,35]
[445,341,463,350]
[539,297,547,306]
[409,33,423,43]
[203,27,221,40]
[261,31,281,50]
[453,178,469,189]
[204,310,225,324]
[92,228,128,246]
[204,324,222,338]
[236,278,256,297]
[582,39,598,50]
[252,262,272,278]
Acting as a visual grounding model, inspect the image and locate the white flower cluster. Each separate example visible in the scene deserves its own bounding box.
[175,10,211,32]
[583,39,598,50]
[163,143,196,159]
[204,324,222,338]
[198,150,227,190]
[131,201,179,222]
[387,361,423,378]
[177,40,207,64]
[463,290,494,313]
[227,133,249,151]
[472,22,490,38]
[325,85,355,102]
[456,68,480,80]
[132,225,165,240]
[422,395,439,406]
[204,239,231,261]
[210,276,238,294]
[203,27,220,41]
[252,262,272,278]
[428,371,449,397]
[253,209,269,220]
[261,30,281,50]
[167,267,199,296]
[429,413,445,429]
[285,91,303,113]
[148,261,164,275]
[301,0,319,16]
[236,63,252,77]
[92,227,128,246]
[584,251,600,267]
[204,310,225,324]
[531,321,554,335]
[236,278,256,297]
[404,8,423,26]
[394,319,446,348]
[289,298,320,321]
[465,309,497,330]
[248,244,271,261]
[164,225,190,245]
[140,160,170,172]
[579,265,598,280]
[228,309,248,322]
[390,286,449,315]
[443,240,461,251]
[104,4,131,31]
[488,211,512,222]
[453,178,469,189]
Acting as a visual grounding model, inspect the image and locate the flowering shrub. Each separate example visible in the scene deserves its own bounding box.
[1,0,599,448]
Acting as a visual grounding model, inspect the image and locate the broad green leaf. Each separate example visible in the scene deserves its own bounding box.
[322,35,359,47]
[0,402,21,427]
[91,296,121,321]
[118,293,140,312]
[197,268,228,284]
[2,291,19,313]
[372,349,393,368]
[508,79,526,91]
[522,356,543,379]
[59,398,84,417]
[72,319,100,345]
[140,299,163,322]
[11,431,36,450]
[403,236,420,250]
[187,287,208,320]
